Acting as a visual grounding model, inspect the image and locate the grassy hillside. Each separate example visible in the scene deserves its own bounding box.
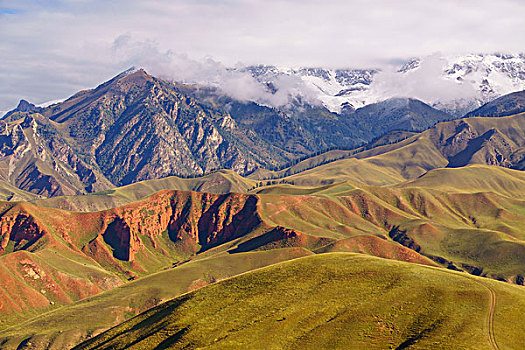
[0,249,311,349]
[398,165,525,199]
[351,113,525,175]
[257,181,525,283]
[74,253,525,349]
[271,157,404,187]
[32,170,256,212]
[32,159,405,213]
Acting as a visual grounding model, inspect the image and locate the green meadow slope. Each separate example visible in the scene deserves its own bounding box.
[74,253,525,350]
[397,165,525,198]
[257,181,525,283]
[350,113,525,176]
[0,249,311,349]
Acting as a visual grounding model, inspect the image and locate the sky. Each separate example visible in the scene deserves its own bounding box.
[1,0,525,111]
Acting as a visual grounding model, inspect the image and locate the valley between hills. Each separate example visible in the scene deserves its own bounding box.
[0,70,524,349]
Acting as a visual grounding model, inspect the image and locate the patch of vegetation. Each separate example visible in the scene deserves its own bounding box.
[92,189,116,196]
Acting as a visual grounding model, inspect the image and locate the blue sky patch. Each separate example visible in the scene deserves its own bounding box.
[1,8,20,15]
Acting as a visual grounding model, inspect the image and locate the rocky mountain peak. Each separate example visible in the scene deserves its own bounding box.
[16,99,37,112]
[2,99,42,121]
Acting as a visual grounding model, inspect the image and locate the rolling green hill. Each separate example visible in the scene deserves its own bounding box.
[0,249,311,349]
[397,165,525,198]
[0,163,524,348]
[74,253,525,349]
[257,182,525,283]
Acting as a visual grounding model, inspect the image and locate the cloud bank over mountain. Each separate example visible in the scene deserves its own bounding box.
[368,54,478,104]
[1,0,525,109]
[110,39,524,113]
[112,35,320,108]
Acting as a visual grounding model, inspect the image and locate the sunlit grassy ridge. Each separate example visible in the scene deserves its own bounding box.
[257,179,525,282]
[74,253,525,350]
[397,165,525,198]
[0,249,311,349]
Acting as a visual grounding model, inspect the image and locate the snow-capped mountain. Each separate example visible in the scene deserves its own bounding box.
[240,53,525,116]
[241,65,377,113]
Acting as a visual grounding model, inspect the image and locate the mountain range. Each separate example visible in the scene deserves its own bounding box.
[0,62,525,349]
[242,53,525,115]
[2,65,525,200]
[0,68,449,197]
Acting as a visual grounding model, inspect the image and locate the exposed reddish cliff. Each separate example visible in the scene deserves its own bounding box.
[102,218,134,261]
[0,212,48,254]
[79,191,262,265]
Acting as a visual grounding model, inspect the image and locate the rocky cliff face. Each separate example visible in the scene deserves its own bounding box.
[77,191,263,266]
[0,212,46,254]
[0,113,112,197]
[40,69,284,184]
[0,190,263,277]
[169,192,260,252]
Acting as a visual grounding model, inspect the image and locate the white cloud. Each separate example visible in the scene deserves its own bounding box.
[1,0,524,109]
[111,35,320,107]
[368,53,478,104]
